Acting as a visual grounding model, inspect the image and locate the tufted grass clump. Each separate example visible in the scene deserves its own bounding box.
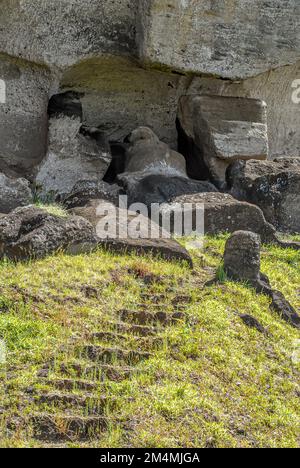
[34,201,68,218]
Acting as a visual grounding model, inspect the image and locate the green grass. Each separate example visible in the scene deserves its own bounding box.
[0,236,299,448]
[34,202,68,218]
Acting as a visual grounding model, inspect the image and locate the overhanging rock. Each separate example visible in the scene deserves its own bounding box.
[0,0,138,68]
[138,0,300,79]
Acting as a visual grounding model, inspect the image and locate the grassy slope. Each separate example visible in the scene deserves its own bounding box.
[0,236,299,448]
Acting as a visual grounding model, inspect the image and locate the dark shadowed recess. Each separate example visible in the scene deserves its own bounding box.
[47,91,217,186]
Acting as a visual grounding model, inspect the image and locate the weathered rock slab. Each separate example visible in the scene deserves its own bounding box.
[64,180,121,209]
[178,95,268,188]
[0,0,138,68]
[138,0,300,79]
[0,202,193,266]
[0,55,49,174]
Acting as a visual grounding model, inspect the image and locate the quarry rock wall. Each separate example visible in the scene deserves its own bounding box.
[0,0,299,174]
[138,0,300,79]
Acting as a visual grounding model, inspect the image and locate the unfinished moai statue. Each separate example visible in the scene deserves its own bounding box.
[223,231,300,329]
[121,127,187,182]
[118,126,219,205]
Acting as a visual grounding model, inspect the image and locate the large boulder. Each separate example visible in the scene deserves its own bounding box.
[138,0,300,79]
[0,206,97,261]
[229,158,300,232]
[0,173,33,213]
[223,231,300,328]
[120,173,216,207]
[177,95,268,188]
[35,111,112,200]
[70,199,193,267]
[160,193,277,243]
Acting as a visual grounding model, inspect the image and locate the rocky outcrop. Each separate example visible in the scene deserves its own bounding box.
[57,58,300,160]
[138,0,300,79]
[223,231,300,328]
[0,1,299,239]
[0,173,33,213]
[61,59,300,163]
[35,113,112,201]
[160,193,277,243]
[2,1,298,79]
[70,199,193,266]
[0,206,97,261]
[0,3,299,168]
[229,159,300,232]
[0,0,138,68]
[178,95,268,188]
[59,56,190,150]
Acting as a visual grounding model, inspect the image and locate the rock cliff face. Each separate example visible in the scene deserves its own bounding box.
[0,0,138,68]
[138,0,300,79]
[0,56,49,173]
[0,1,299,175]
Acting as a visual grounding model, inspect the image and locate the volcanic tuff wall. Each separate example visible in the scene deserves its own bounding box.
[0,0,299,174]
